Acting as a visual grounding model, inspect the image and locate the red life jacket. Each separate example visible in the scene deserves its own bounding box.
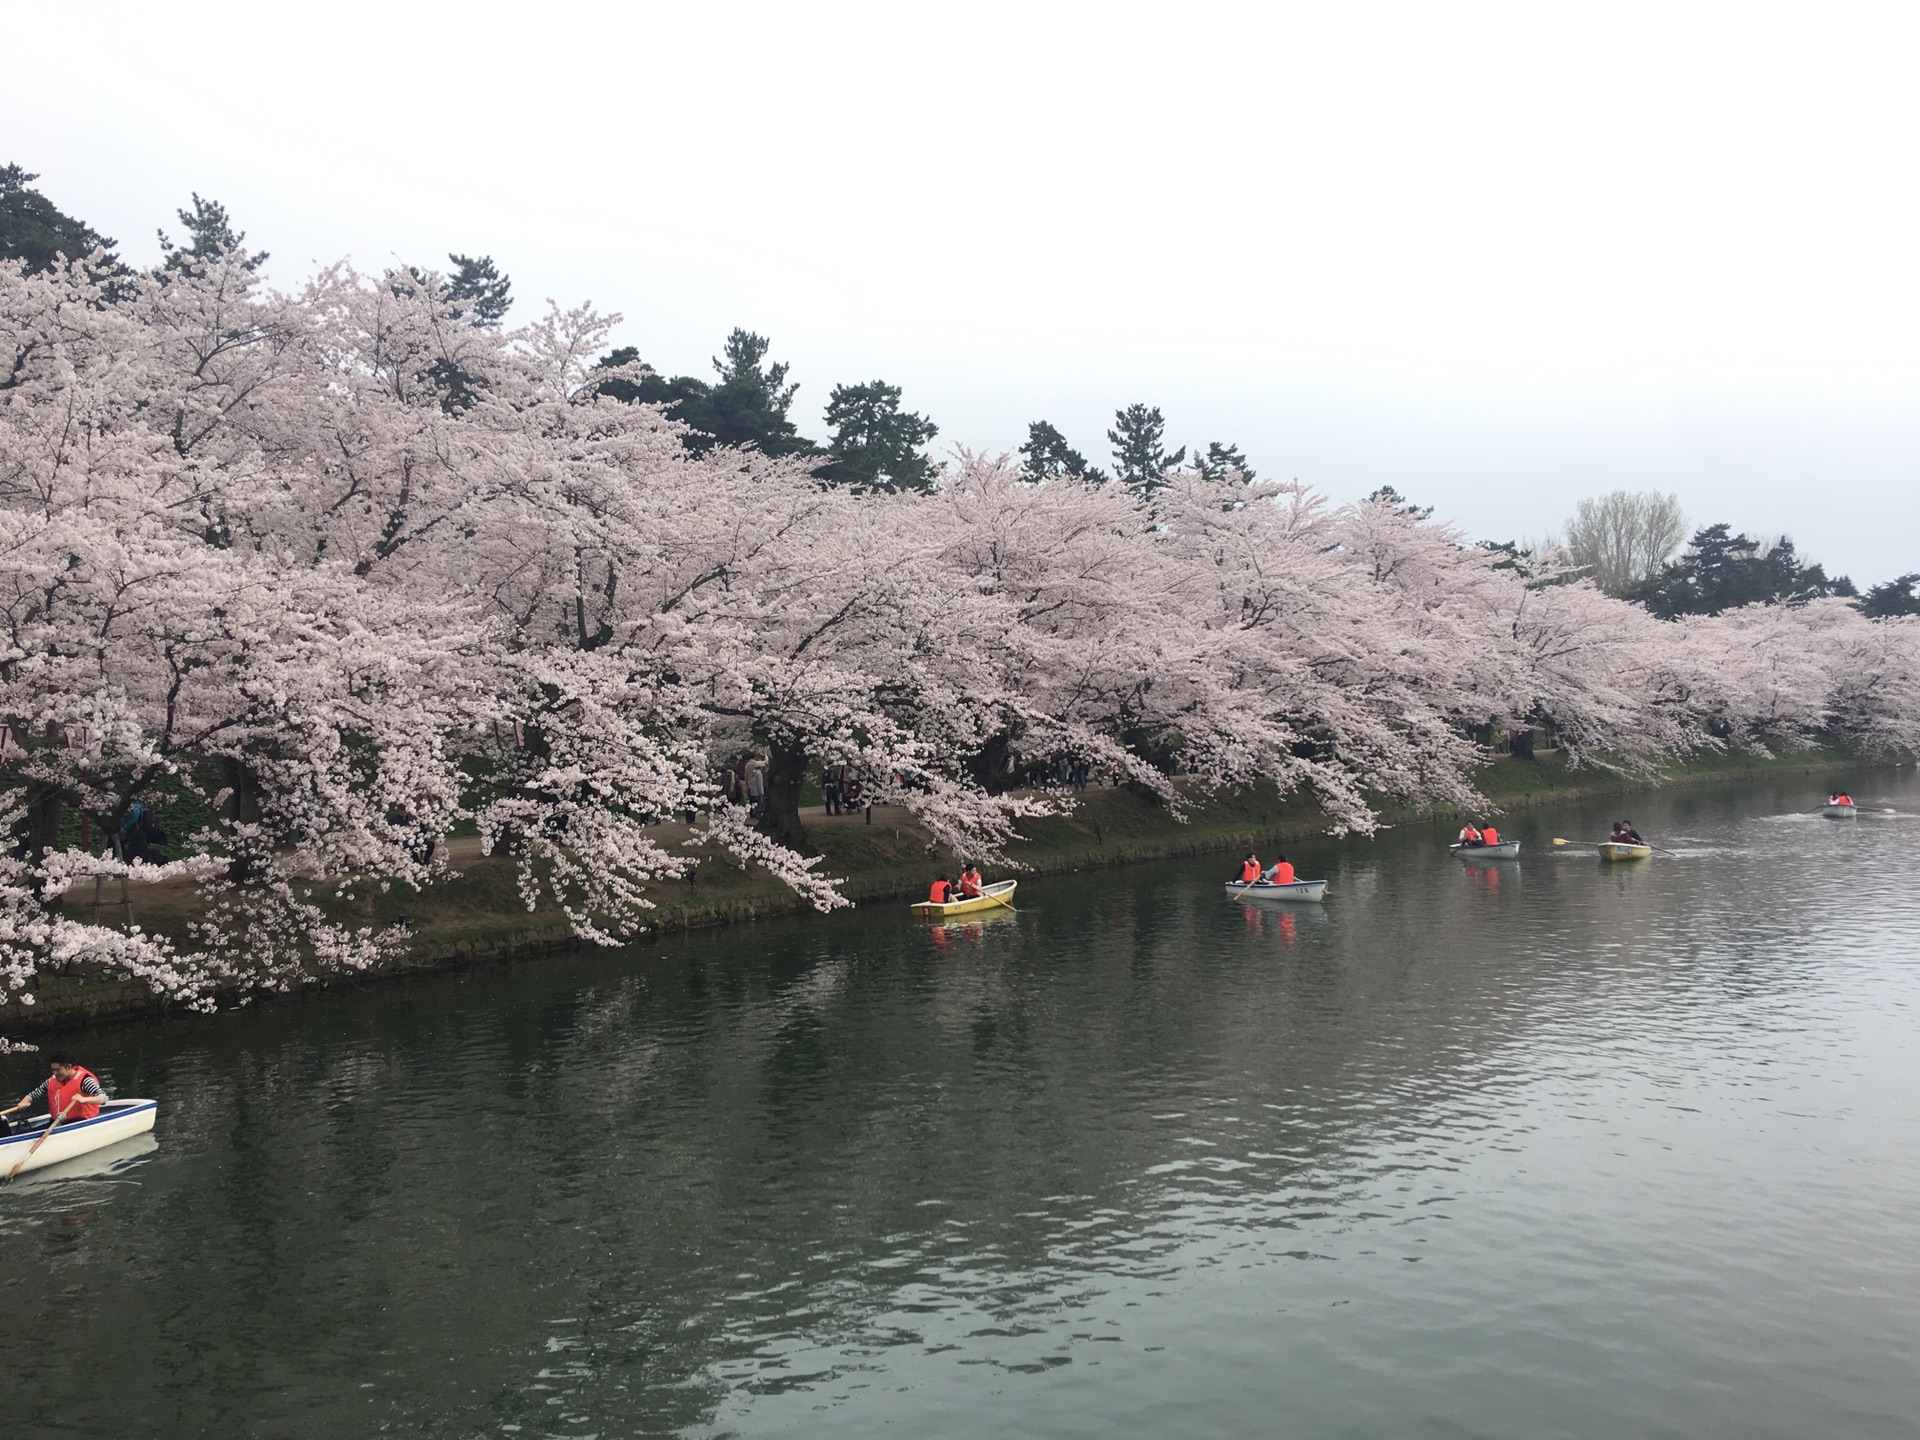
[1459,827,1481,845]
[929,880,952,903]
[1271,861,1295,885]
[1238,860,1260,883]
[1480,826,1499,845]
[959,871,982,897]
[1835,795,1853,806]
[48,1066,100,1123]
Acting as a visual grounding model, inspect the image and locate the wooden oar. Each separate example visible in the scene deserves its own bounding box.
[4,1094,81,1183]
[1552,836,1675,855]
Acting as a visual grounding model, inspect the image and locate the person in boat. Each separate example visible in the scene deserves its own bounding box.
[1829,792,1854,807]
[1610,820,1644,844]
[1457,823,1483,847]
[1236,853,1262,885]
[1478,823,1500,846]
[3,1052,106,1134]
[928,876,955,905]
[958,865,983,899]
[1262,854,1296,885]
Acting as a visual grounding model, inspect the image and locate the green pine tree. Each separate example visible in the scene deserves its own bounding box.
[823,381,940,492]
[1107,404,1184,496]
[1019,420,1105,483]
[0,164,124,282]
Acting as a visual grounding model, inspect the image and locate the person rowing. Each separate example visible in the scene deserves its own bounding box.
[1610,820,1643,844]
[1828,791,1854,807]
[1236,853,1262,885]
[1457,822,1482,847]
[2,1051,106,1135]
[958,864,983,899]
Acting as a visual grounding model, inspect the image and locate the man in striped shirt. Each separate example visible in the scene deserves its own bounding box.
[4,1052,107,1132]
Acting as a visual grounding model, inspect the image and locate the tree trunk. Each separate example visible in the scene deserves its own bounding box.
[11,779,64,904]
[758,737,810,851]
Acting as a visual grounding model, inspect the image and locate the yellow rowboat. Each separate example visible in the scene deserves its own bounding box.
[1597,842,1652,861]
[911,880,1017,919]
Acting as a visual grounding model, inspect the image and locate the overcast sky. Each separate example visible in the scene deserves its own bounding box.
[9,1,1917,582]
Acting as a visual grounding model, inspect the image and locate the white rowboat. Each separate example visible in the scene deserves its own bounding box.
[1449,840,1521,859]
[2,1099,157,1179]
[1224,879,1328,903]
[1822,804,1857,819]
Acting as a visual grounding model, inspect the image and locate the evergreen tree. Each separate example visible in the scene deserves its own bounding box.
[1857,573,1920,619]
[1019,420,1104,483]
[158,193,267,272]
[1633,524,1855,618]
[1196,441,1256,482]
[0,164,122,277]
[593,329,816,458]
[823,380,939,492]
[697,329,813,456]
[1364,485,1434,520]
[447,253,511,327]
[1107,404,1184,495]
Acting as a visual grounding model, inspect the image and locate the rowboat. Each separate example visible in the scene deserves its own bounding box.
[1224,879,1328,902]
[1597,842,1652,861]
[911,880,1017,918]
[2,1099,157,1179]
[1449,840,1521,859]
[1822,803,1857,819]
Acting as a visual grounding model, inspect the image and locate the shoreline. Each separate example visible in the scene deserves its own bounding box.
[15,746,1891,1036]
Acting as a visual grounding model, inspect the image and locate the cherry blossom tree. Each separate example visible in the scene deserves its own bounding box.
[4,244,1918,1052]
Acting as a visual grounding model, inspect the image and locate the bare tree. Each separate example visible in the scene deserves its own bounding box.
[1561,490,1688,596]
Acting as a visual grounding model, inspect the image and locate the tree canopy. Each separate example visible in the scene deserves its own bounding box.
[1633,523,1856,618]
[1560,489,1687,597]
[0,164,121,277]
[1108,404,1185,495]
[1196,441,1256,483]
[1859,573,1920,619]
[1019,420,1104,484]
[158,192,266,272]
[593,328,817,458]
[823,380,939,492]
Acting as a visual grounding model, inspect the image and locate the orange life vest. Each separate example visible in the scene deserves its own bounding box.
[959,870,982,897]
[48,1065,100,1123]
[1480,826,1499,845]
[1459,826,1481,845]
[1238,860,1260,883]
[1834,795,1853,806]
[929,880,952,903]
[1270,862,1295,885]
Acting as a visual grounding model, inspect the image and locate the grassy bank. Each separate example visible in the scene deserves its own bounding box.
[18,743,1885,1034]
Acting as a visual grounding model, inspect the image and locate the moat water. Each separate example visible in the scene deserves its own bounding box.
[4,770,1918,1438]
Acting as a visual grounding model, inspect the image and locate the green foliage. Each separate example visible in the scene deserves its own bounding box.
[158,193,267,272]
[0,163,124,282]
[594,329,819,459]
[1107,404,1184,495]
[1019,420,1105,483]
[1633,523,1856,618]
[1364,485,1433,520]
[1197,441,1256,482]
[447,252,511,327]
[823,380,940,492]
[1858,573,1920,619]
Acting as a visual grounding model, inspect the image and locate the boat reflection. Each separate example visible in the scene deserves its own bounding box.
[925,908,1016,951]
